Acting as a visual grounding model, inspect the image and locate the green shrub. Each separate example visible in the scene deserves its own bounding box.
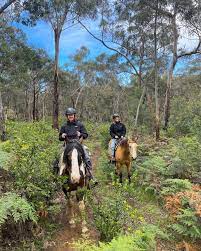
[161,179,192,196]
[172,208,201,240]
[170,96,201,137]
[96,123,110,149]
[2,121,60,210]
[0,143,10,167]
[136,156,168,194]
[168,136,201,179]
[0,192,37,226]
[75,225,161,251]
[88,191,124,242]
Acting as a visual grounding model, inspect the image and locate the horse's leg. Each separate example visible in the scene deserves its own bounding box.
[67,194,76,227]
[116,162,123,183]
[62,185,69,199]
[119,170,123,183]
[77,199,88,235]
[115,160,120,176]
[126,162,132,183]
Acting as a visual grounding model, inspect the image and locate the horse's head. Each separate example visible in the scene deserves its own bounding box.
[60,142,84,184]
[128,136,138,160]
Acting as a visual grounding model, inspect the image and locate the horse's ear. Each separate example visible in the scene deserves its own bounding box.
[132,135,138,143]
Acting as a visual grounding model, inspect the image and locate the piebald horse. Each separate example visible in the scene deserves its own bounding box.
[59,140,89,231]
[59,140,89,200]
[109,137,138,183]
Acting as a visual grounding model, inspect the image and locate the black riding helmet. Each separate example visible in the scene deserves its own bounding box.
[112,113,120,119]
[65,107,76,115]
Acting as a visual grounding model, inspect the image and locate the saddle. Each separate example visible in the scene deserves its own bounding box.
[114,138,128,157]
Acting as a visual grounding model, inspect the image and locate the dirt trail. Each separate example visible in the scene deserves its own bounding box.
[45,144,101,251]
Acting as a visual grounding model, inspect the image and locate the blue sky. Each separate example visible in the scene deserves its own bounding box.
[13,19,200,76]
[14,20,113,67]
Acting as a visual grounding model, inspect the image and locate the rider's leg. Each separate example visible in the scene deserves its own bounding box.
[53,145,64,174]
[111,138,117,159]
[82,145,98,185]
[83,145,92,170]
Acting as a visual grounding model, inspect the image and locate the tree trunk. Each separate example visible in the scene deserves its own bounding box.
[0,91,6,141]
[134,86,146,127]
[32,78,36,121]
[25,89,29,121]
[154,0,160,141]
[163,12,178,130]
[52,28,61,129]
[36,90,39,121]
[134,37,145,127]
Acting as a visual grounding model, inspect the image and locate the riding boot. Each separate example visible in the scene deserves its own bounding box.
[52,158,59,174]
[85,161,98,186]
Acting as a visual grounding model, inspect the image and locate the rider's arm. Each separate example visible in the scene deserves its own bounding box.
[59,126,65,141]
[110,124,116,138]
[79,123,88,139]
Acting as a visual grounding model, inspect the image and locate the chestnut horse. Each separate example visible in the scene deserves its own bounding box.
[110,137,138,183]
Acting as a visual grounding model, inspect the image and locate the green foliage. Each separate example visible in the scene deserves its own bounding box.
[170,96,201,138]
[0,192,37,227]
[136,135,201,241]
[2,121,59,210]
[0,143,10,167]
[75,225,161,251]
[96,123,111,149]
[168,136,201,179]
[172,208,201,240]
[137,156,168,194]
[161,179,192,196]
[87,191,124,242]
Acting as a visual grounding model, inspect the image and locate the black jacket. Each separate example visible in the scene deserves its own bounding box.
[59,120,88,141]
[110,122,126,138]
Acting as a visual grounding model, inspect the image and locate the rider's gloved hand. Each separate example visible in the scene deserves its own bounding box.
[115,135,119,139]
[77,131,81,137]
[62,133,67,139]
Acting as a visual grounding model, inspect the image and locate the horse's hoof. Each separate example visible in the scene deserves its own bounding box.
[79,201,85,210]
[82,226,88,234]
[69,219,75,225]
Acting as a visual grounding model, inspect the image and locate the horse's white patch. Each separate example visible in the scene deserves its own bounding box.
[71,148,81,183]
[59,152,65,176]
[129,142,138,159]
[80,162,85,176]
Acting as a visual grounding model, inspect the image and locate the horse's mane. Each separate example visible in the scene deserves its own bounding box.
[118,138,128,147]
[63,140,85,164]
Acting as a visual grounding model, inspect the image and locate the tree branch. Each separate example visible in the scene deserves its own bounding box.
[0,0,16,14]
[77,19,142,80]
[177,39,201,59]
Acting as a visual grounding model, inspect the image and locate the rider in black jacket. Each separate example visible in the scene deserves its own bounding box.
[59,119,88,141]
[109,113,126,161]
[59,108,96,182]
